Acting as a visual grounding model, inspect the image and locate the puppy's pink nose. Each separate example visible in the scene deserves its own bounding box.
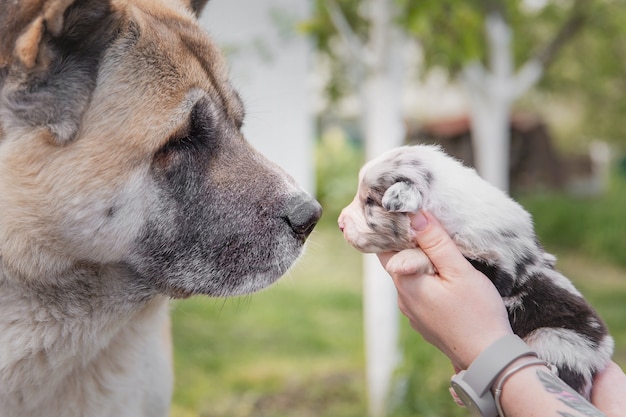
[338,212,347,232]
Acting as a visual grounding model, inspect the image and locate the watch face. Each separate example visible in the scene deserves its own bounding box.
[451,382,486,417]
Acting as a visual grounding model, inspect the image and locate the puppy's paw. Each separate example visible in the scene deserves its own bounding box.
[382,181,422,213]
[386,248,435,276]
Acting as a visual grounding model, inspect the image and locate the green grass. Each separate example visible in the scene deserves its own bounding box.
[170,224,626,417]
[171,167,626,417]
[170,220,368,417]
[519,170,626,267]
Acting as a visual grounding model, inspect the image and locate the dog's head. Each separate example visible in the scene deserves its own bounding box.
[338,146,432,253]
[0,0,321,297]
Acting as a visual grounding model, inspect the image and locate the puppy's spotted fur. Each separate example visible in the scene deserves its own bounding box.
[339,144,613,398]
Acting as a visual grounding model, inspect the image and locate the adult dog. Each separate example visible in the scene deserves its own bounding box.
[338,144,613,399]
[0,1,321,416]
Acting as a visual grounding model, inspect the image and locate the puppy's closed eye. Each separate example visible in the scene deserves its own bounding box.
[382,181,422,213]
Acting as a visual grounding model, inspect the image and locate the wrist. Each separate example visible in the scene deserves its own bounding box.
[461,330,514,370]
[493,357,555,417]
[492,356,552,393]
[450,334,538,417]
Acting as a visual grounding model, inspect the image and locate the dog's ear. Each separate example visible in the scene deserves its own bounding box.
[0,0,77,70]
[0,0,118,144]
[382,181,422,213]
[187,0,210,17]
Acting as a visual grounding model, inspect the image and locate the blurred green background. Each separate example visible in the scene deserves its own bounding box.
[170,137,626,417]
[172,1,626,415]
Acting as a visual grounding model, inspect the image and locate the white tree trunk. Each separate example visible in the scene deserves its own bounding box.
[463,14,543,192]
[361,1,405,416]
[362,67,404,417]
[466,86,511,191]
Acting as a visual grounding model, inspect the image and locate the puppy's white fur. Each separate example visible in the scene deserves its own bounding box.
[339,144,613,398]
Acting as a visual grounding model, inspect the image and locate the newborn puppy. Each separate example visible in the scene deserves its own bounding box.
[338,144,613,399]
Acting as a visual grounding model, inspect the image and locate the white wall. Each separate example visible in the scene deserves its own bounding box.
[199,0,316,194]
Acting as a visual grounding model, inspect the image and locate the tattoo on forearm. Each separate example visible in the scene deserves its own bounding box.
[537,370,606,417]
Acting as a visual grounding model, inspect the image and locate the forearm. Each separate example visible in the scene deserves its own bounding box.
[378,213,620,416]
[590,361,626,417]
[497,360,606,417]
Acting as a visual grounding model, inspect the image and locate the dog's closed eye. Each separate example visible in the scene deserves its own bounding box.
[382,181,422,213]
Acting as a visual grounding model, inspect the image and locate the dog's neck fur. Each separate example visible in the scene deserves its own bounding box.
[0,263,172,416]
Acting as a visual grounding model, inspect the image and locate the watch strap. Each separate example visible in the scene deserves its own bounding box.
[450,334,536,417]
[464,334,536,396]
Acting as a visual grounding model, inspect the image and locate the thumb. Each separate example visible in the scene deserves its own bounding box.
[410,211,474,278]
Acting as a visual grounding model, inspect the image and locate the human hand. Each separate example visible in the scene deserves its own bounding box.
[591,361,626,417]
[378,210,513,370]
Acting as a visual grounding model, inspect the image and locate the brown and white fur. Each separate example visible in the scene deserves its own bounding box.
[338,144,613,399]
[0,1,321,416]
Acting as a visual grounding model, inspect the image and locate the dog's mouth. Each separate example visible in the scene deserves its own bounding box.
[130,239,303,298]
[129,193,320,299]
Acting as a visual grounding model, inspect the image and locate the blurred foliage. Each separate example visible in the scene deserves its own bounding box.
[307,0,626,146]
[396,0,589,72]
[520,168,626,268]
[302,0,370,101]
[389,331,469,417]
[539,2,626,143]
[315,129,364,224]
[396,0,489,73]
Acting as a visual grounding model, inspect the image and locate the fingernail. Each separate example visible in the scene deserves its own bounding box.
[411,211,428,231]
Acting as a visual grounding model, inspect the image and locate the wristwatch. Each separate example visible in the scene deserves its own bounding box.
[450,334,536,417]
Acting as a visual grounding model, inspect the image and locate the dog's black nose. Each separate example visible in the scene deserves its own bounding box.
[284,194,323,238]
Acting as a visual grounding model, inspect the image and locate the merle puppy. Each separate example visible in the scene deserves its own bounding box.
[338,144,613,398]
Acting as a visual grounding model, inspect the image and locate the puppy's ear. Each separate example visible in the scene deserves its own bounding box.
[1,0,118,144]
[382,181,422,213]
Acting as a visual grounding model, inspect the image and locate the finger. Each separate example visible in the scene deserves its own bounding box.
[449,386,466,408]
[377,251,395,270]
[385,248,434,276]
[410,211,475,278]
